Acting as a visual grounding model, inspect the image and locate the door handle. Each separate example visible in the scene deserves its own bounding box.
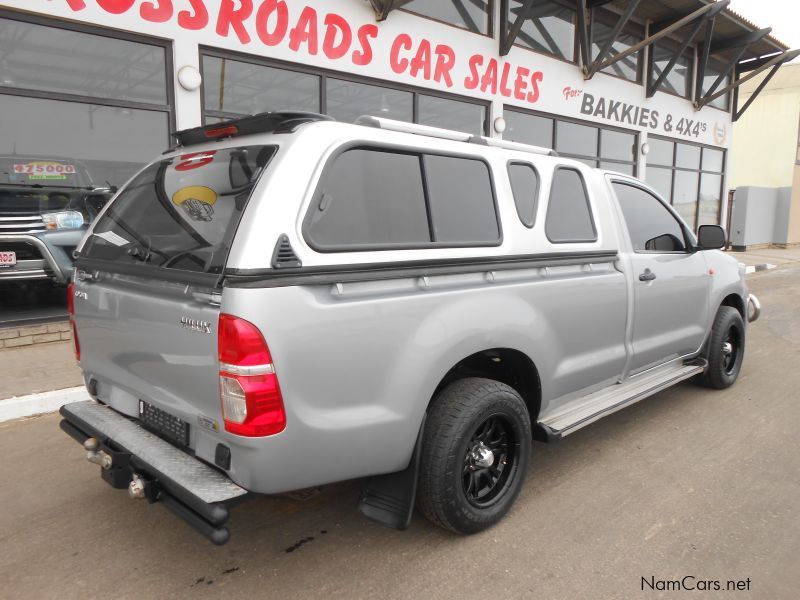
[639,268,656,282]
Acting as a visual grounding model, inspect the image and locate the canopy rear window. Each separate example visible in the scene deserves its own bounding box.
[81,145,276,275]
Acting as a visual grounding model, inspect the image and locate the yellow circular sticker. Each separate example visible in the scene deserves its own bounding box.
[172,186,217,222]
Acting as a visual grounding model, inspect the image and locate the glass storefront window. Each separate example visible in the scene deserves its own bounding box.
[504,112,554,148]
[202,56,319,118]
[702,63,731,111]
[0,95,169,188]
[645,138,726,230]
[645,166,673,202]
[418,95,486,136]
[0,16,172,208]
[601,130,636,162]
[0,18,167,105]
[325,79,413,124]
[592,20,641,82]
[699,173,723,227]
[556,121,598,157]
[402,0,492,35]
[601,162,634,176]
[651,44,693,98]
[673,170,699,231]
[509,0,576,61]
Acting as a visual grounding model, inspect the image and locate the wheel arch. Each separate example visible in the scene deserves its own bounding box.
[719,292,746,320]
[432,348,542,426]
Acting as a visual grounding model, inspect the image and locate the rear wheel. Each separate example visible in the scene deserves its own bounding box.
[700,306,745,389]
[417,377,531,534]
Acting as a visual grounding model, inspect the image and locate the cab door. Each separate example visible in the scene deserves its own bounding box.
[611,180,710,375]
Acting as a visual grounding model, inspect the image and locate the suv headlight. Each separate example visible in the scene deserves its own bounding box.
[42,210,85,230]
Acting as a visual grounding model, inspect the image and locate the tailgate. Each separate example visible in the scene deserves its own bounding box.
[74,272,221,448]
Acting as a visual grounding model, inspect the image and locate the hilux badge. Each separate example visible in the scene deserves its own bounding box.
[180,316,212,334]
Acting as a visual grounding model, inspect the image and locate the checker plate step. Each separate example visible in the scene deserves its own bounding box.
[62,401,247,504]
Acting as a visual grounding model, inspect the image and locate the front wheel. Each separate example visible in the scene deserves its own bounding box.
[700,306,745,389]
[417,377,531,534]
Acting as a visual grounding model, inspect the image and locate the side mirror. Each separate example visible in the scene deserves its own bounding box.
[697,225,726,250]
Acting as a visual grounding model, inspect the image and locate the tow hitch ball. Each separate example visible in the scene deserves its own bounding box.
[84,437,113,470]
[128,474,147,500]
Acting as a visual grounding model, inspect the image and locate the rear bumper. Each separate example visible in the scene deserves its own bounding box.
[747,293,761,323]
[60,400,248,545]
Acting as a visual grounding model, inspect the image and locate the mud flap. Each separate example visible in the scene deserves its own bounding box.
[357,414,426,530]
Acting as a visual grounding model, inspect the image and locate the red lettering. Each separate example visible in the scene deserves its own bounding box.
[65,0,86,10]
[322,13,352,60]
[178,0,209,30]
[289,6,319,55]
[528,71,544,103]
[433,45,455,87]
[175,151,217,172]
[255,0,288,46]
[464,55,483,90]
[96,0,136,14]
[499,62,513,97]
[409,40,432,80]
[178,0,208,31]
[140,0,173,23]
[216,0,253,44]
[353,24,378,66]
[480,59,498,94]
[390,34,412,74]
[514,67,529,100]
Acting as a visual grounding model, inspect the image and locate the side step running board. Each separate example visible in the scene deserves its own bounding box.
[538,360,706,440]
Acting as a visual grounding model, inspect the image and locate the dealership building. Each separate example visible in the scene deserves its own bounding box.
[0,0,795,233]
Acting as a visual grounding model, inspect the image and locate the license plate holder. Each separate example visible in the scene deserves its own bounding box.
[0,251,16,268]
[139,400,190,448]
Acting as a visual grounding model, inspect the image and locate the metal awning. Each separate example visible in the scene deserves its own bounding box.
[367,1,795,121]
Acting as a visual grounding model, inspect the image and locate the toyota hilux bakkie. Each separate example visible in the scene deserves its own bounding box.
[59,112,760,545]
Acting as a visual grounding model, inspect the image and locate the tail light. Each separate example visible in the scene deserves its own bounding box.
[67,281,80,362]
[218,314,286,437]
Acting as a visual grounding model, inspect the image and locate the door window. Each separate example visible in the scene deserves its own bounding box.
[612,182,687,252]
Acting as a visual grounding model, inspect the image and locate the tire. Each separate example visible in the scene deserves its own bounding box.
[700,306,745,389]
[417,377,531,534]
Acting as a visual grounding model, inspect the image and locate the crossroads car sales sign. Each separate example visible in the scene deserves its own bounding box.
[14,0,731,146]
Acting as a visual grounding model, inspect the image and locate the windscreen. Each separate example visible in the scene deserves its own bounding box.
[81,145,276,274]
[0,157,105,217]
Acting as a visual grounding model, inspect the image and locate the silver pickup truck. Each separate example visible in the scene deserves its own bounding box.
[60,112,759,545]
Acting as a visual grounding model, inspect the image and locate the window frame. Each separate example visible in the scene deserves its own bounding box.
[544,166,598,244]
[507,160,541,228]
[199,46,490,135]
[645,135,727,228]
[506,0,579,65]
[0,8,176,144]
[648,38,695,100]
[610,179,692,255]
[302,141,503,253]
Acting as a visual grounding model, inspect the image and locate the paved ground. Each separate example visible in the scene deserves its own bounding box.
[0,341,82,399]
[0,261,798,599]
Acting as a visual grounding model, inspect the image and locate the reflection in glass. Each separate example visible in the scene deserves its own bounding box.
[504,111,554,147]
[402,0,491,34]
[647,138,674,166]
[592,20,640,81]
[325,79,413,124]
[418,95,486,136]
[673,170,699,231]
[202,56,319,116]
[702,64,730,111]
[0,18,167,105]
[651,44,692,98]
[510,0,576,60]
[0,95,168,189]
